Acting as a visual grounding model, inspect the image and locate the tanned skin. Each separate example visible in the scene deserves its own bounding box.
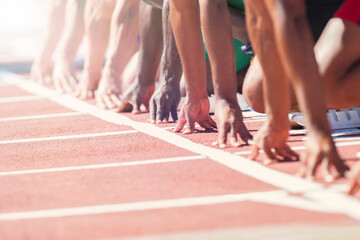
[244,0,348,181]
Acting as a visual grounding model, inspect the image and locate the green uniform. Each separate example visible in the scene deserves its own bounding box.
[204,0,251,72]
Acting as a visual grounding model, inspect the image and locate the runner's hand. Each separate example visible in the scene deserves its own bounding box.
[95,72,122,109]
[117,81,155,114]
[174,96,216,134]
[212,98,252,148]
[347,161,360,198]
[297,130,348,181]
[149,81,181,123]
[250,120,298,164]
[53,60,78,94]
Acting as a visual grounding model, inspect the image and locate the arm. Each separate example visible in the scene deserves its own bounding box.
[149,0,183,123]
[117,0,162,113]
[244,0,298,163]
[170,0,216,133]
[200,0,251,147]
[75,0,114,99]
[52,0,86,93]
[31,0,66,83]
[96,0,140,109]
[265,0,347,178]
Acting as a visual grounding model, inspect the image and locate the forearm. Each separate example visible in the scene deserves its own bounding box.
[170,0,207,100]
[159,0,182,87]
[134,1,163,86]
[244,1,290,127]
[229,7,249,44]
[200,0,237,102]
[269,1,330,133]
[83,0,112,77]
[104,0,140,79]
[56,0,86,62]
[37,0,66,62]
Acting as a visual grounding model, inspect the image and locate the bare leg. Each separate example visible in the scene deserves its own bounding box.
[31,0,66,84]
[53,0,85,93]
[316,18,360,108]
[96,0,140,109]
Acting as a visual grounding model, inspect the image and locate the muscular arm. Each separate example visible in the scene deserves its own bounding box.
[170,0,215,133]
[149,0,183,123]
[200,0,251,146]
[117,0,163,113]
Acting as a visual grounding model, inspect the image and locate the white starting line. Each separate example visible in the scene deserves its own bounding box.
[0,112,85,122]
[0,130,138,145]
[0,155,206,176]
[0,95,43,103]
[1,69,360,221]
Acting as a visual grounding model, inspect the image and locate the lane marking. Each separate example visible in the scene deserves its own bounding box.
[0,130,138,145]
[0,190,343,221]
[0,95,43,103]
[0,112,85,122]
[0,155,206,176]
[235,140,360,156]
[1,70,360,220]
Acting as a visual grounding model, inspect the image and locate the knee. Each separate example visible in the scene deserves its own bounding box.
[242,71,265,113]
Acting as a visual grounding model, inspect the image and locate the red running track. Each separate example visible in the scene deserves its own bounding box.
[0,70,360,239]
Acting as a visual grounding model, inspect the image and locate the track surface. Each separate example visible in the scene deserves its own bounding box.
[1,69,360,239]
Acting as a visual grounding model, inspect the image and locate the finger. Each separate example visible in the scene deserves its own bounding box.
[283,145,299,160]
[217,123,229,148]
[348,180,360,196]
[249,145,260,160]
[53,78,64,93]
[173,117,186,132]
[96,96,107,109]
[334,158,349,177]
[149,98,157,123]
[103,95,116,109]
[117,100,133,112]
[207,116,217,129]
[156,105,165,124]
[161,101,170,123]
[68,75,78,90]
[321,160,334,183]
[262,141,277,161]
[132,99,141,114]
[305,153,321,180]
[61,77,73,94]
[170,96,180,122]
[87,90,95,99]
[238,123,252,145]
[199,121,214,130]
[183,117,195,134]
[110,94,122,107]
[229,127,241,147]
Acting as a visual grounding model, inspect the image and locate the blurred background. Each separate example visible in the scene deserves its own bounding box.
[0,0,46,65]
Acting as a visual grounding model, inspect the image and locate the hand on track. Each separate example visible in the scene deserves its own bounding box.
[95,73,122,109]
[297,131,348,182]
[174,96,216,134]
[149,81,181,123]
[74,70,99,100]
[53,60,78,94]
[347,161,360,198]
[212,98,252,148]
[250,121,298,164]
[30,60,52,85]
[117,81,155,114]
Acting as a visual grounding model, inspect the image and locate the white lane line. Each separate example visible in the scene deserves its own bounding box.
[0,155,206,176]
[0,130,138,145]
[0,190,343,221]
[0,112,85,122]
[235,140,360,156]
[2,70,360,220]
[0,95,43,103]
